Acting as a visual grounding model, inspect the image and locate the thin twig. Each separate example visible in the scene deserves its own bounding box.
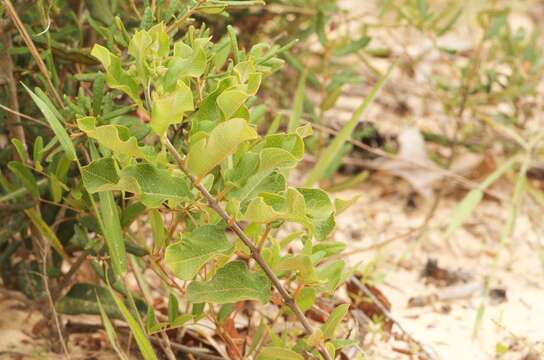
[56,251,88,295]
[163,138,332,360]
[0,103,51,128]
[36,230,71,358]
[350,277,438,360]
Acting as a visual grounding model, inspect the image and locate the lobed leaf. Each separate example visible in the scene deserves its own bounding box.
[78,116,147,159]
[150,81,194,137]
[187,261,271,304]
[81,159,192,208]
[165,225,233,280]
[90,45,142,105]
[187,118,258,178]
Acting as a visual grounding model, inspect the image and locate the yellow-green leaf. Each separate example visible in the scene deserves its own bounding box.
[77,116,147,159]
[187,118,258,178]
[150,82,194,137]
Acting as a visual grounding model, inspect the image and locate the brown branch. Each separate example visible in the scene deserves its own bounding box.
[3,0,63,106]
[0,21,28,157]
[164,138,332,360]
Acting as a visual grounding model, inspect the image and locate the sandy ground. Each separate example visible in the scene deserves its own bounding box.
[332,174,544,360]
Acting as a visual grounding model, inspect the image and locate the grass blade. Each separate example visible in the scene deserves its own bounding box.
[107,285,158,360]
[24,208,69,260]
[97,295,129,360]
[288,70,307,133]
[446,155,519,238]
[98,191,128,275]
[23,84,76,161]
[303,61,396,186]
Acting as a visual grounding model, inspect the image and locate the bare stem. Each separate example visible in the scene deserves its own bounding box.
[164,138,332,360]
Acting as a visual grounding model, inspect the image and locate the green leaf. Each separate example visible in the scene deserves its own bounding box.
[129,24,169,81]
[23,84,77,161]
[150,82,194,137]
[187,261,271,304]
[82,159,192,208]
[242,188,308,227]
[295,287,316,312]
[217,90,249,120]
[49,175,64,203]
[56,283,121,318]
[483,9,509,40]
[229,170,286,205]
[298,188,335,240]
[8,161,39,198]
[321,303,349,339]
[446,156,518,237]
[168,293,179,323]
[87,0,114,25]
[120,164,192,208]
[165,225,233,280]
[288,70,307,132]
[317,260,346,292]
[149,209,166,249]
[417,0,429,17]
[445,189,483,238]
[320,86,342,112]
[108,284,158,360]
[91,45,142,105]
[187,118,258,178]
[277,255,318,284]
[78,116,147,159]
[97,295,129,360]
[334,195,361,215]
[163,46,207,90]
[313,241,346,257]
[334,36,371,57]
[257,347,303,360]
[298,188,333,220]
[33,136,44,169]
[11,139,28,163]
[98,191,127,275]
[81,157,120,193]
[24,208,68,260]
[303,61,396,186]
[217,303,234,322]
[121,202,146,227]
[258,133,305,172]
